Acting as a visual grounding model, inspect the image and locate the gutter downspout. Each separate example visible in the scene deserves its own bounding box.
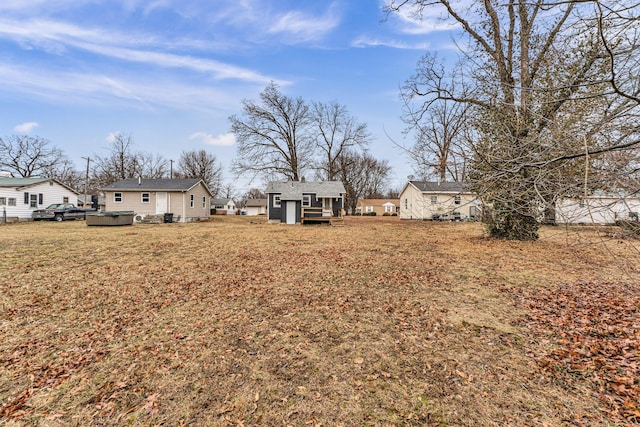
[182,192,186,222]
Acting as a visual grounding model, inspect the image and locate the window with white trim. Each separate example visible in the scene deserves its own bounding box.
[365,205,373,213]
[302,194,311,207]
[141,192,150,203]
[190,194,194,208]
[385,205,393,213]
[202,196,207,209]
[0,197,5,206]
[114,192,122,203]
[273,194,281,208]
[431,196,437,204]
[30,194,37,208]
[8,198,16,206]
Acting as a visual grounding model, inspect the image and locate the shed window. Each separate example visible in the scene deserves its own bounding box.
[190,194,194,208]
[63,197,69,203]
[114,193,122,203]
[302,194,311,207]
[404,198,408,209]
[8,198,16,206]
[431,196,437,204]
[141,192,150,203]
[202,196,207,209]
[273,194,281,208]
[454,195,461,205]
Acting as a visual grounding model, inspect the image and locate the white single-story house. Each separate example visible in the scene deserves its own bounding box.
[244,198,267,216]
[399,181,480,221]
[266,180,346,225]
[555,192,640,225]
[102,178,212,222]
[0,177,79,222]
[211,198,236,215]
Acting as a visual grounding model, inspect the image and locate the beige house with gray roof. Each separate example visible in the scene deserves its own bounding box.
[399,181,480,221]
[102,178,212,222]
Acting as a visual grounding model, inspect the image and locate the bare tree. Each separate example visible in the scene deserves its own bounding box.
[175,149,222,196]
[312,100,371,181]
[404,95,470,182]
[93,133,168,186]
[0,135,65,177]
[230,82,314,181]
[219,182,236,200]
[139,152,169,179]
[337,150,391,214]
[387,0,640,240]
[41,158,83,191]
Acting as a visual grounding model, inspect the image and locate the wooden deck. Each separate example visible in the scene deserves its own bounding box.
[301,207,344,226]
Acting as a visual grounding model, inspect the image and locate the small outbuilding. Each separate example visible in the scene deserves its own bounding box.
[244,198,267,216]
[266,180,346,225]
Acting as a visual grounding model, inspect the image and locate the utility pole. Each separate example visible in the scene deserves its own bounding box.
[81,157,91,208]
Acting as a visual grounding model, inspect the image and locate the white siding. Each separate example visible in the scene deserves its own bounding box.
[400,184,427,220]
[556,197,640,225]
[245,206,266,216]
[399,183,478,220]
[0,181,78,220]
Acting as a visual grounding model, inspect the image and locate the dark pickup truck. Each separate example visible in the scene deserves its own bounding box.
[32,203,96,222]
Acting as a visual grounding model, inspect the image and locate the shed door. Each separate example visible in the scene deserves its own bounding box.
[286,201,296,224]
[156,192,168,214]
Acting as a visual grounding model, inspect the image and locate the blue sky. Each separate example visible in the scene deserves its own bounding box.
[0,0,456,192]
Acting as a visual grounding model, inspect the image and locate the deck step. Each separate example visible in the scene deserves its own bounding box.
[330,218,345,226]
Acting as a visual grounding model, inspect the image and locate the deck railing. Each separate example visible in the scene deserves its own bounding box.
[301,207,343,219]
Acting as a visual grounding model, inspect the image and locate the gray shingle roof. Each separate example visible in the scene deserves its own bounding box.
[103,178,206,192]
[0,177,53,187]
[245,198,267,207]
[211,198,234,205]
[410,181,471,193]
[0,177,79,193]
[265,181,346,200]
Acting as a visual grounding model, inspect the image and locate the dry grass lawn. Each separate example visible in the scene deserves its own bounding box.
[1,216,638,426]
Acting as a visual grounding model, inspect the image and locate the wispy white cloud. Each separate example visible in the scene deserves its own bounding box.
[351,36,430,50]
[14,122,39,133]
[0,18,276,84]
[105,132,120,144]
[0,62,246,113]
[190,132,236,147]
[268,3,341,43]
[388,3,459,35]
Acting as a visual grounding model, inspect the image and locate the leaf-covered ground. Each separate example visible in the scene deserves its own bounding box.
[0,217,638,426]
